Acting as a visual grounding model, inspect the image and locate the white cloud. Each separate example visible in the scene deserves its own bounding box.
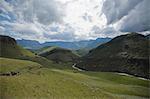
[10,0,64,24]
[62,0,107,39]
[0,21,45,41]
[0,0,149,42]
[0,0,107,42]
[0,0,13,13]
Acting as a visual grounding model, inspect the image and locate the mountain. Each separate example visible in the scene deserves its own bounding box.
[0,35,58,68]
[77,38,111,56]
[17,39,42,49]
[73,48,90,57]
[1,35,149,98]
[146,34,150,39]
[17,38,111,50]
[37,46,58,55]
[42,41,86,50]
[0,35,35,58]
[85,37,111,49]
[39,46,79,63]
[76,33,149,78]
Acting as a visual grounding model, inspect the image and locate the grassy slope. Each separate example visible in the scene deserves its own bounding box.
[0,44,35,58]
[0,57,149,99]
[36,46,57,55]
[38,46,79,63]
[77,33,149,78]
[38,46,87,57]
[0,41,60,69]
[0,58,42,73]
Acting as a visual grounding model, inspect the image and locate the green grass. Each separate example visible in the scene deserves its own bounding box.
[0,42,57,69]
[83,72,149,87]
[0,44,35,58]
[37,46,57,55]
[37,46,79,63]
[72,48,90,57]
[0,42,68,68]
[0,57,149,99]
[0,58,42,73]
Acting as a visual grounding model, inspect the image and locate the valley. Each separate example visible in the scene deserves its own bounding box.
[0,33,149,99]
[0,58,149,99]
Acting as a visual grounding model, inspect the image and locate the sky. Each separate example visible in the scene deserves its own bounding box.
[0,0,150,42]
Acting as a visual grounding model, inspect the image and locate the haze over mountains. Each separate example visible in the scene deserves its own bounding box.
[17,38,111,50]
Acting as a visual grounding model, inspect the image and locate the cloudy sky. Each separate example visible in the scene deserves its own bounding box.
[0,0,150,42]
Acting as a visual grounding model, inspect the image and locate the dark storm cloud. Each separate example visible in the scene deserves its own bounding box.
[119,0,150,32]
[102,0,150,32]
[102,0,142,24]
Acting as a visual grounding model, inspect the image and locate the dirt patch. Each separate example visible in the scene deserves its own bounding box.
[0,71,20,76]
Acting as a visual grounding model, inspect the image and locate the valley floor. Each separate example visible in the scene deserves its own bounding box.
[0,58,149,99]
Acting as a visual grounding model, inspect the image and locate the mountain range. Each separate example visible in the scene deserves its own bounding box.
[1,33,149,79]
[0,33,150,99]
[17,38,111,50]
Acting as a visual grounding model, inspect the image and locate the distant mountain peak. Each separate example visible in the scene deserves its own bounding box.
[17,37,111,50]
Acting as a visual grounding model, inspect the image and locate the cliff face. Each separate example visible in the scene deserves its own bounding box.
[0,35,34,58]
[0,35,17,45]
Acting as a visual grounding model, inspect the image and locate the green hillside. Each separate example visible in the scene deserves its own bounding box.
[37,46,57,55]
[0,57,149,99]
[73,48,90,56]
[0,44,35,58]
[0,58,42,74]
[0,35,149,99]
[0,35,35,59]
[77,33,149,78]
[0,35,59,68]
[39,46,79,63]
